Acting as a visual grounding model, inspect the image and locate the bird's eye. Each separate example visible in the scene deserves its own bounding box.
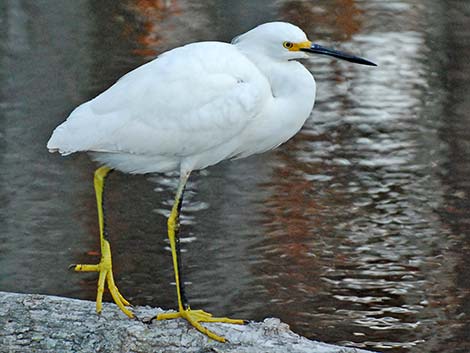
[283,41,294,49]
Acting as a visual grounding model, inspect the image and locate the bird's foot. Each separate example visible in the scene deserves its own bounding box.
[72,240,133,318]
[157,308,245,342]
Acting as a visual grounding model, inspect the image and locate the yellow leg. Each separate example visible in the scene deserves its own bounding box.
[156,172,244,342]
[73,166,133,318]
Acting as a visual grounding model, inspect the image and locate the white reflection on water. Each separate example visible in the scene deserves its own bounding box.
[1,1,469,353]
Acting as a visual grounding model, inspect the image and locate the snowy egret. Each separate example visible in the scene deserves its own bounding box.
[47,22,376,342]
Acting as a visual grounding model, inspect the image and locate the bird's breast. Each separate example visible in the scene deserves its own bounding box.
[231,62,316,158]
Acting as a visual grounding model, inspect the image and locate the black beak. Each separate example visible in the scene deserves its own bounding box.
[301,43,377,66]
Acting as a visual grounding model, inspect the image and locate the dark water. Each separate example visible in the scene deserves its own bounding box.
[1,1,470,352]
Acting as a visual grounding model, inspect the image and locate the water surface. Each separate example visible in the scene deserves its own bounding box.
[1,1,469,352]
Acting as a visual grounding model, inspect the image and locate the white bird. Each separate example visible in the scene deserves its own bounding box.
[47,21,375,342]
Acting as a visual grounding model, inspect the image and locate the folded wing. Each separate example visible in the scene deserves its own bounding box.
[47,42,271,158]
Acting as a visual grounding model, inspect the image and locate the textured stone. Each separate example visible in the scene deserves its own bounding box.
[0,291,375,353]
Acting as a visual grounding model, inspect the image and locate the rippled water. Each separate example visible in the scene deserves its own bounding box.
[1,1,470,352]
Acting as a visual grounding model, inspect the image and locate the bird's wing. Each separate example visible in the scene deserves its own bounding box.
[47,42,271,158]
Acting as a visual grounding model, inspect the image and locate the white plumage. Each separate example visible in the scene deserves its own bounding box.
[47,22,316,174]
[46,22,375,342]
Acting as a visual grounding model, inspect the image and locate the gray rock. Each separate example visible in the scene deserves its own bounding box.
[0,291,376,353]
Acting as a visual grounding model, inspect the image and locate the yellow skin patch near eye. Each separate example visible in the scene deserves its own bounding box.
[284,40,312,51]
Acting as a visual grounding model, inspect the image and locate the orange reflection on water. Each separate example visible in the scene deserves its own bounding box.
[126,0,182,57]
[279,0,362,41]
[257,140,335,303]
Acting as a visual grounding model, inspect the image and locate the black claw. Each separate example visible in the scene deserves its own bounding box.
[142,316,157,324]
[68,264,77,270]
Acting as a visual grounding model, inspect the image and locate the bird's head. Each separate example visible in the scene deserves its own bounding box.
[233,22,376,66]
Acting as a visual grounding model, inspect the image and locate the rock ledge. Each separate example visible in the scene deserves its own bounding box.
[0,291,375,353]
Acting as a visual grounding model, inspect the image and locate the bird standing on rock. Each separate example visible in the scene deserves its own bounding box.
[47,21,376,342]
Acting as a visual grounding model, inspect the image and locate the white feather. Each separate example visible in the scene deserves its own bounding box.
[47,22,316,174]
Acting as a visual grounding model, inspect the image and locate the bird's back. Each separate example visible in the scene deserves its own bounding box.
[47,41,272,173]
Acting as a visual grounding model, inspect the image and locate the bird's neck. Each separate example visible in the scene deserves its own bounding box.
[243,52,316,140]
[244,52,315,100]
